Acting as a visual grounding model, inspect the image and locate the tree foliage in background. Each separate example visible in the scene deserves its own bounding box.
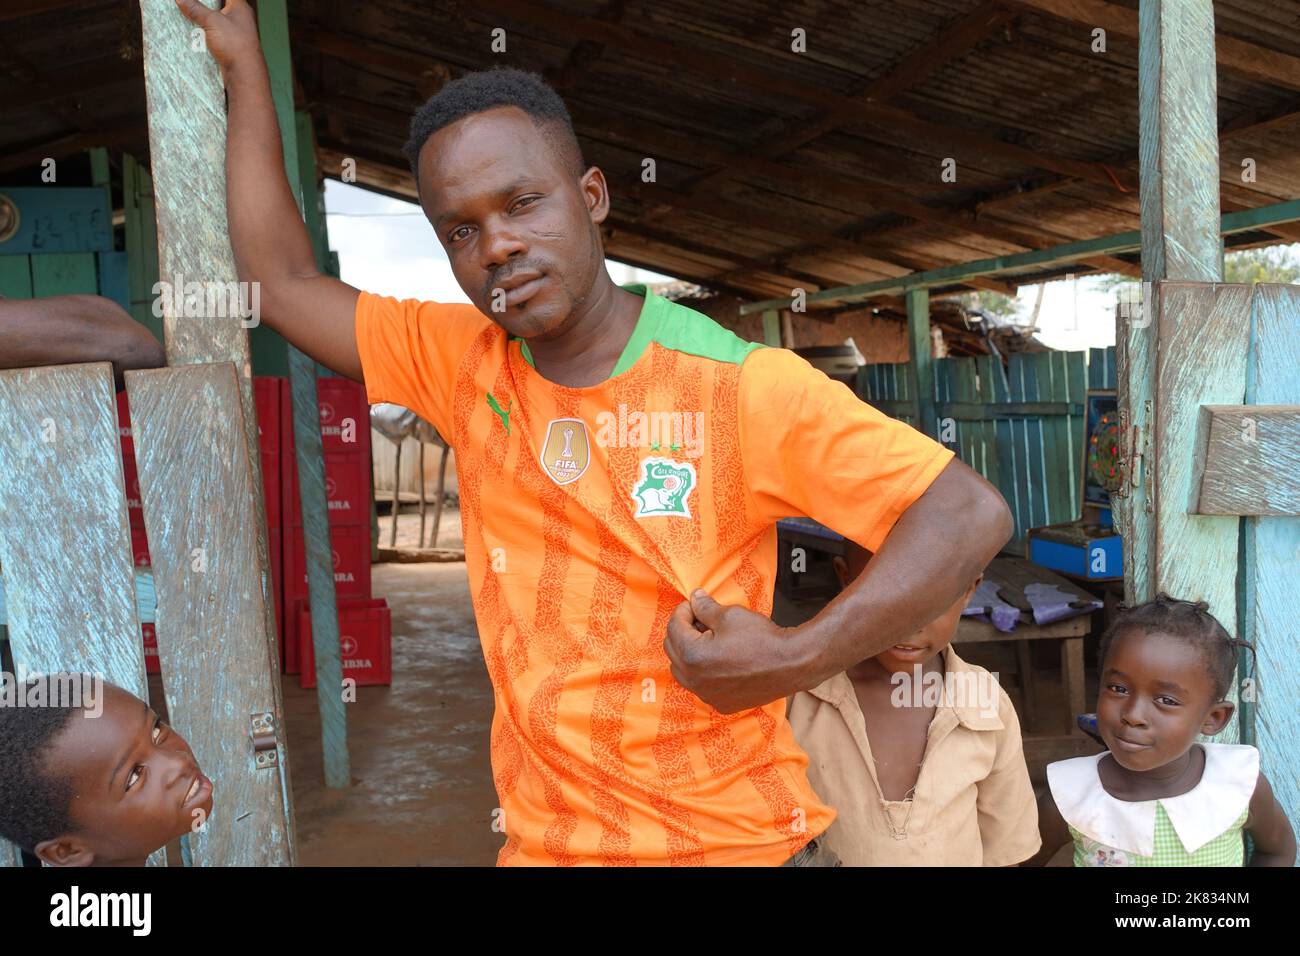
[1094,243,1300,291]
[959,289,1022,321]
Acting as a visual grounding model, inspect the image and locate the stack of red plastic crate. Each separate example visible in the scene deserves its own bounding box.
[116,391,157,672]
[280,378,391,687]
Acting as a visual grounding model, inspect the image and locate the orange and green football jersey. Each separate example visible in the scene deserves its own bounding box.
[355,285,954,865]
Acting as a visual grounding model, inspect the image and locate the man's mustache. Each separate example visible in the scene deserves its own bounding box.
[484,260,552,299]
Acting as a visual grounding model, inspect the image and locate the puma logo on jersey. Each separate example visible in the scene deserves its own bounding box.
[486,392,511,435]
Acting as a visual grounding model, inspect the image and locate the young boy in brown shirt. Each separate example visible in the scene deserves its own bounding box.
[787,540,1039,866]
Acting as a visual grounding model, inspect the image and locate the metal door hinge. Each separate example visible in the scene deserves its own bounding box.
[250,712,278,769]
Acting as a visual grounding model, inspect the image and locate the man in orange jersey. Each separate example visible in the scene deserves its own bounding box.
[184,0,1013,866]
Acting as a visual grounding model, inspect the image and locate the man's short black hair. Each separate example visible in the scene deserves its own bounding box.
[0,684,80,851]
[403,67,586,179]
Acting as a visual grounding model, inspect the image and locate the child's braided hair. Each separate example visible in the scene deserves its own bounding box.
[1098,593,1254,702]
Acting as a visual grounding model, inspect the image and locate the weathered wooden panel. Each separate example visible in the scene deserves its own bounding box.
[0,364,144,684]
[30,252,97,296]
[139,0,297,845]
[1155,283,1251,744]
[1192,404,1300,515]
[1115,295,1156,605]
[126,363,293,866]
[0,363,160,867]
[1244,284,1300,835]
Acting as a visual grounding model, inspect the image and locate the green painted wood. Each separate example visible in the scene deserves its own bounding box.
[1138,0,1222,285]
[1155,283,1251,744]
[97,251,130,311]
[0,363,162,867]
[761,309,781,347]
[1114,288,1155,604]
[905,287,936,437]
[126,363,294,866]
[138,0,297,856]
[1243,284,1300,832]
[1088,346,1117,391]
[259,0,350,790]
[0,187,112,255]
[0,255,31,297]
[122,153,164,346]
[1122,0,1225,606]
[89,148,110,189]
[30,252,97,296]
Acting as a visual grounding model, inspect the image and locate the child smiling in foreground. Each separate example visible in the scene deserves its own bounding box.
[787,541,1040,866]
[0,677,214,866]
[1031,595,1295,866]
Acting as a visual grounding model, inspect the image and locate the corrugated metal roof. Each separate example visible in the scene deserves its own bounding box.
[3,0,1297,302]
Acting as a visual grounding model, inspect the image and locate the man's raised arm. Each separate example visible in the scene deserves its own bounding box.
[177,0,362,380]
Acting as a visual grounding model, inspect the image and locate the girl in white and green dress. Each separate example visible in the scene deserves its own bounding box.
[1029,594,1295,867]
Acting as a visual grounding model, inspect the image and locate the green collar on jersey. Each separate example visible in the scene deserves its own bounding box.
[512,283,762,378]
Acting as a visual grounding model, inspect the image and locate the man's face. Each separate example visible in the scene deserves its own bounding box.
[38,684,213,866]
[416,106,606,340]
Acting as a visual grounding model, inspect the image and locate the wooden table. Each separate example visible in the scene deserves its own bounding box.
[952,556,1103,774]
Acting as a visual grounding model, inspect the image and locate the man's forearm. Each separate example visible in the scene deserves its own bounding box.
[795,461,1012,685]
[224,55,319,292]
[0,295,165,388]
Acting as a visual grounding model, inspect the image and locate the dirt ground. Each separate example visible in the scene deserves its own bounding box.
[283,558,502,866]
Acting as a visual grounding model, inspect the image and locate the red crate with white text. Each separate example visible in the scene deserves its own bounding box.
[297,598,392,689]
[142,623,159,675]
[283,523,371,672]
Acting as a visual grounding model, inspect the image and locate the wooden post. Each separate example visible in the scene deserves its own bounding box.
[761,309,781,347]
[137,0,298,851]
[1118,0,1225,604]
[258,0,350,789]
[905,286,937,437]
[1120,0,1244,741]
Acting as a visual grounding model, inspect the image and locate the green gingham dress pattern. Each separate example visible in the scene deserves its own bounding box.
[1069,805,1247,866]
[1048,743,1258,868]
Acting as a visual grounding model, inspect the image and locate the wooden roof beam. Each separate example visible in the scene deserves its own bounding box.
[686,2,1019,196]
[0,56,141,116]
[0,0,85,23]
[473,0,1136,191]
[602,217,831,289]
[1009,0,1300,93]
